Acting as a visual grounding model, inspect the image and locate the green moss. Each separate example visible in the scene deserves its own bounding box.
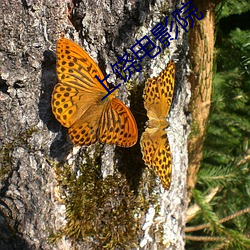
[25,126,38,138]
[51,149,157,248]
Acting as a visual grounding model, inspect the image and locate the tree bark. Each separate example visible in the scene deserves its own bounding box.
[187,0,218,204]
[0,1,189,249]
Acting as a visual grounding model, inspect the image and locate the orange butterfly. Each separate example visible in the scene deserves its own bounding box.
[51,38,138,147]
[140,61,175,189]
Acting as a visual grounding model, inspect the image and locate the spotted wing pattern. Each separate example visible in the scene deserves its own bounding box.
[52,38,138,147]
[140,60,175,189]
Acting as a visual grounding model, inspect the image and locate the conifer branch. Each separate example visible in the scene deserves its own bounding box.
[186,187,219,223]
[236,149,250,168]
[185,206,250,232]
[185,235,227,242]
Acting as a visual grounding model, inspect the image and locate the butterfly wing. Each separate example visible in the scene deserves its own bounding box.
[52,83,101,128]
[52,38,138,147]
[67,101,106,145]
[52,38,109,128]
[140,60,175,189]
[140,128,172,190]
[143,60,175,120]
[98,98,138,147]
[56,38,107,91]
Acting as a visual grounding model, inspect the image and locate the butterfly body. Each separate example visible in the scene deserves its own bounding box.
[52,38,138,147]
[140,61,175,190]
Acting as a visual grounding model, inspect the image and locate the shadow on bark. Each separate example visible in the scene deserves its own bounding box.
[0,209,33,250]
[116,81,147,191]
[39,50,73,161]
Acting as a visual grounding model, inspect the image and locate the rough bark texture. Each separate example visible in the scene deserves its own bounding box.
[187,1,217,203]
[0,1,189,249]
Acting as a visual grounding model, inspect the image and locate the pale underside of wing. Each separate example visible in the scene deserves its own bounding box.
[140,128,172,190]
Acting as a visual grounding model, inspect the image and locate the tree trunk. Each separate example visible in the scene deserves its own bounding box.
[0,1,189,249]
[187,0,218,204]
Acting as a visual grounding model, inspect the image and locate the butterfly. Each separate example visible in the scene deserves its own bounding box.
[51,38,138,147]
[140,60,175,190]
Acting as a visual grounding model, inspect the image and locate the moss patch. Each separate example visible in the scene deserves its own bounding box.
[51,152,154,249]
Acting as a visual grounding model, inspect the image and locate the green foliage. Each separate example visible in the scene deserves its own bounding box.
[187,2,250,249]
[218,0,250,17]
[192,189,225,233]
